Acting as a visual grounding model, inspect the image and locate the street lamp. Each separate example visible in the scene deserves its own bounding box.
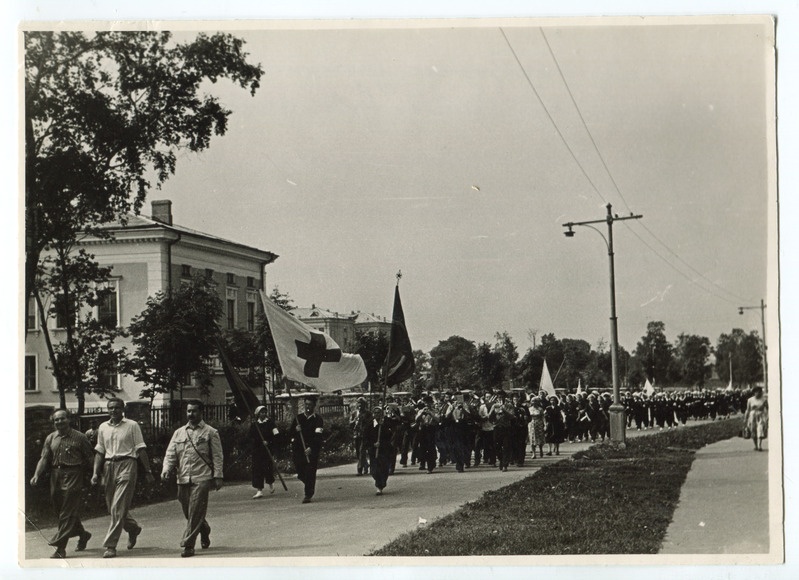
[563,203,643,445]
[738,300,768,393]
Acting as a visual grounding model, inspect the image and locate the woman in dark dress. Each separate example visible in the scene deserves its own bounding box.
[250,405,279,498]
[544,396,566,456]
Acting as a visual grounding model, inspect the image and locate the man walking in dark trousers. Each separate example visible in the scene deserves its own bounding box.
[291,395,324,503]
[30,409,94,559]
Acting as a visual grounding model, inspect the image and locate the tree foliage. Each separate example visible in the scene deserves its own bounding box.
[429,335,476,390]
[411,349,431,396]
[474,342,503,391]
[354,330,390,389]
[125,275,222,399]
[24,30,263,406]
[715,328,763,386]
[671,333,712,387]
[633,321,674,386]
[36,246,126,412]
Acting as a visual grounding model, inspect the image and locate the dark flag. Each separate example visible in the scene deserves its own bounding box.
[385,284,415,386]
[216,339,261,420]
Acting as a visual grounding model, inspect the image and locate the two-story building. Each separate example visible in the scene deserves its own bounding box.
[24,200,277,411]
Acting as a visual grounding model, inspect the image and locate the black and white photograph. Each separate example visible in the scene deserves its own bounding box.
[8,1,797,577]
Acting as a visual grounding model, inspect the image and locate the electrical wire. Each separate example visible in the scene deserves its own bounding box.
[505,26,757,305]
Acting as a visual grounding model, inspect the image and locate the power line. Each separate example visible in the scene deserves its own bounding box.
[499,27,607,206]
[535,28,755,305]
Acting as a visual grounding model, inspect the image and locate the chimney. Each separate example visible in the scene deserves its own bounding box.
[151,200,173,225]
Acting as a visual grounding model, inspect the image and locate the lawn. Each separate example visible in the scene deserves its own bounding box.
[371,418,743,556]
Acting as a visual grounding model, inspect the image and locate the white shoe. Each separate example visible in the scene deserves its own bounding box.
[252,490,264,499]
[268,484,274,494]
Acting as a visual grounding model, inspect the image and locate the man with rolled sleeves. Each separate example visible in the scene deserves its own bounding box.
[290,394,324,503]
[91,397,155,559]
[30,409,95,558]
[161,399,224,558]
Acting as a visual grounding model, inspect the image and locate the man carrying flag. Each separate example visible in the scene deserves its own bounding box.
[260,290,368,502]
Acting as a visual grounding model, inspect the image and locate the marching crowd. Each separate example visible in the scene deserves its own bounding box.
[30,386,754,560]
[347,386,753,489]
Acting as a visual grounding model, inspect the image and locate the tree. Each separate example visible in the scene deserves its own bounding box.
[474,342,503,390]
[354,330,390,391]
[24,30,263,403]
[671,333,712,387]
[716,328,763,386]
[35,245,127,412]
[634,321,674,386]
[429,336,477,391]
[493,331,519,388]
[125,275,222,400]
[411,349,431,397]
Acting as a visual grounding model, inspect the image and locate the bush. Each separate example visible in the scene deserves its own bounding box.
[24,413,357,531]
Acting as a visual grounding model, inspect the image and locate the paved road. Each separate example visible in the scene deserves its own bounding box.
[24,449,582,563]
[24,422,761,564]
[660,435,770,554]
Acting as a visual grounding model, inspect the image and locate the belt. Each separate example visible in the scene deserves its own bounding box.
[52,465,81,469]
[106,456,135,462]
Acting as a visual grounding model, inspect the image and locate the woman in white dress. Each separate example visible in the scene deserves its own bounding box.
[743,386,768,451]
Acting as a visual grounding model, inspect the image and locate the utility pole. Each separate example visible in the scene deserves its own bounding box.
[563,203,643,445]
[738,299,768,393]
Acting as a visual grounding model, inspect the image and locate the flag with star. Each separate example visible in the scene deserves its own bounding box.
[385,283,414,386]
[260,291,368,392]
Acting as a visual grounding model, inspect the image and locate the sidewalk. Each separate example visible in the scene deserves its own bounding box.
[659,435,770,554]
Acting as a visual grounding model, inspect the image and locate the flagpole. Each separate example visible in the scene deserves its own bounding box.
[284,377,311,461]
[551,358,567,387]
[216,337,288,491]
[376,271,402,458]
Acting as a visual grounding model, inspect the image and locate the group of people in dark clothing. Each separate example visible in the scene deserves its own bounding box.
[343,386,751,494]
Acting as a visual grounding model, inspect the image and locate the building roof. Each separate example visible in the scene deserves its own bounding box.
[353,311,389,325]
[91,211,278,265]
[293,306,357,321]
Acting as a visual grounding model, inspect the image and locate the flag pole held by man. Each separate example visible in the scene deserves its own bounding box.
[374,273,415,495]
[259,290,368,502]
[215,338,287,492]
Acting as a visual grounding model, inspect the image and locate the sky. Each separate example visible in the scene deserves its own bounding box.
[3,3,798,580]
[145,19,775,356]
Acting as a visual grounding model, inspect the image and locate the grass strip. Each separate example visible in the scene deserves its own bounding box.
[372,418,743,556]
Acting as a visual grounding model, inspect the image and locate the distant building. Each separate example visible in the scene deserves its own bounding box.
[291,307,392,354]
[24,200,278,411]
[353,311,392,337]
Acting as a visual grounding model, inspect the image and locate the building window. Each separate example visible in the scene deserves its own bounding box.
[226,288,238,329]
[247,301,255,331]
[26,296,38,331]
[181,264,192,278]
[227,299,236,329]
[227,273,236,285]
[247,276,256,288]
[25,355,37,391]
[96,281,118,329]
[97,355,119,391]
[205,268,214,280]
[54,293,75,330]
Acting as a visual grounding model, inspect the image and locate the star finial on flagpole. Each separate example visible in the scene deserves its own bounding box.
[396,270,402,285]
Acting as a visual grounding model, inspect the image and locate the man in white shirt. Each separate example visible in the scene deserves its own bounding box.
[161,399,224,558]
[91,397,155,559]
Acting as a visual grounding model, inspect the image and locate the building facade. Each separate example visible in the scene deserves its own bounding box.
[24,200,277,411]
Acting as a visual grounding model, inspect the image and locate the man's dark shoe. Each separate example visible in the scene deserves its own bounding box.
[76,531,91,551]
[200,532,210,550]
[301,497,312,504]
[51,547,66,559]
[127,526,142,550]
[181,547,195,558]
